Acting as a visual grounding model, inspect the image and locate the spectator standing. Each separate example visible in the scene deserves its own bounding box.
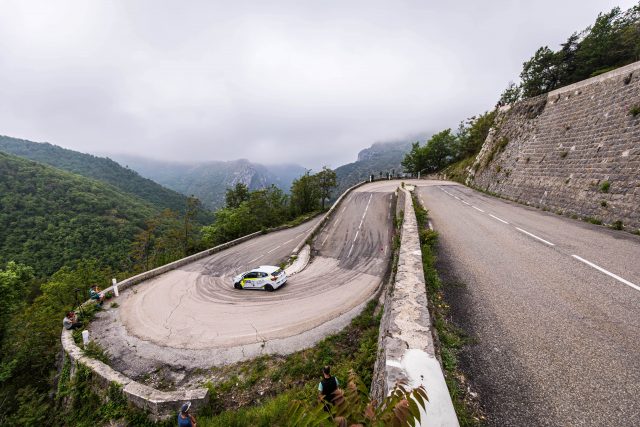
[318,365,340,412]
[177,402,196,427]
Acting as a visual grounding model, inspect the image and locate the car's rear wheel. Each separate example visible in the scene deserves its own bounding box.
[234,282,242,290]
[264,284,274,292]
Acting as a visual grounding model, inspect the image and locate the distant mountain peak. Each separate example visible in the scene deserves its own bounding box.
[357,140,413,162]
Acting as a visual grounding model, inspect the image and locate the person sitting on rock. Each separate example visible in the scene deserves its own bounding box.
[89,284,104,306]
[62,311,82,330]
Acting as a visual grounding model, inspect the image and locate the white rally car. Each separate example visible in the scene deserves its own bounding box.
[232,265,287,291]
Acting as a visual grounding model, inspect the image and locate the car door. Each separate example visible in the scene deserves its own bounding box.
[243,272,258,288]
[258,272,269,288]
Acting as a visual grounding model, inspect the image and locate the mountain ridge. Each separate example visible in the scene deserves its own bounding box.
[0,135,209,220]
[111,154,307,209]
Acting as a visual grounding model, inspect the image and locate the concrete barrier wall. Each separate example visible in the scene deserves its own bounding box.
[371,187,459,426]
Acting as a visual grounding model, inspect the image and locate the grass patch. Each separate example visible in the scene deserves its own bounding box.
[442,156,476,184]
[82,341,110,364]
[584,217,603,225]
[560,150,568,158]
[610,220,624,230]
[599,181,610,193]
[412,194,485,426]
[600,200,608,207]
[630,105,640,117]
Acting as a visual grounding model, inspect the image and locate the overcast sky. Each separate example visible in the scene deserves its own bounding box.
[0,1,636,169]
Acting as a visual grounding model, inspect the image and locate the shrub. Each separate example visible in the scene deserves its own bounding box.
[610,220,624,230]
[599,181,610,193]
[82,341,110,364]
[600,200,608,207]
[560,151,568,158]
[630,105,640,117]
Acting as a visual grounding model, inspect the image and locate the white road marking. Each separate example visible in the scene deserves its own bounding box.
[489,214,509,224]
[515,227,555,246]
[348,194,373,257]
[572,255,640,292]
[461,200,471,206]
[454,196,461,200]
[266,245,282,254]
[472,206,485,213]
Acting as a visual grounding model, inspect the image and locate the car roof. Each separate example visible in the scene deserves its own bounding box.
[251,265,281,274]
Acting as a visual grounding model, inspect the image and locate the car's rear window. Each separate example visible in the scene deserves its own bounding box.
[272,269,283,276]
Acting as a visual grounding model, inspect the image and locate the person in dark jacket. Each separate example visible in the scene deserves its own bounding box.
[318,365,340,411]
[177,401,196,427]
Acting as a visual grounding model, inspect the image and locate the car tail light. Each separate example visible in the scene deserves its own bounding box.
[271,276,276,281]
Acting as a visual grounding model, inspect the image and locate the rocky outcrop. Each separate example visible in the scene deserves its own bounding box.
[469,61,640,231]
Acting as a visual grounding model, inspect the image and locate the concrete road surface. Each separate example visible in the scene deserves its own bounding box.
[91,182,397,377]
[415,180,640,427]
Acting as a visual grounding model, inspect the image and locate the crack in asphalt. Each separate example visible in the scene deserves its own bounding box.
[163,287,190,340]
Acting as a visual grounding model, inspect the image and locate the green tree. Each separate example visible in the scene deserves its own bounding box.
[401,142,428,175]
[511,3,639,99]
[454,111,497,159]
[225,182,250,209]
[422,129,456,172]
[202,185,291,247]
[290,171,320,216]
[0,262,34,342]
[315,167,337,210]
[184,196,201,255]
[520,46,560,97]
[0,260,113,423]
[498,81,522,105]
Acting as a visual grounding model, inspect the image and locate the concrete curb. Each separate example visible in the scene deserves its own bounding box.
[371,187,459,426]
[284,244,310,276]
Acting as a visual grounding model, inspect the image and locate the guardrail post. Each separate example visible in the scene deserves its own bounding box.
[112,278,119,297]
[82,330,90,347]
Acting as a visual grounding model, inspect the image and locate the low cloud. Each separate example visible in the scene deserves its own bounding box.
[0,0,633,168]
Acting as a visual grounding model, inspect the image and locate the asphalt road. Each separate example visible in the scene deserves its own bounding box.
[91,182,396,376]
[415,180,640,427]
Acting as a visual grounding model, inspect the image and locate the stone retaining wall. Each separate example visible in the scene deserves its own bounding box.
[61,329,208,420]
[371,187,458,426]
[470,61,640,231]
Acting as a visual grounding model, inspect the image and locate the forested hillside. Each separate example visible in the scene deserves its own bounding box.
[334,140,413,195]
[0,152,161,277]
[113,154,307,209]
[0,135,211,221]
